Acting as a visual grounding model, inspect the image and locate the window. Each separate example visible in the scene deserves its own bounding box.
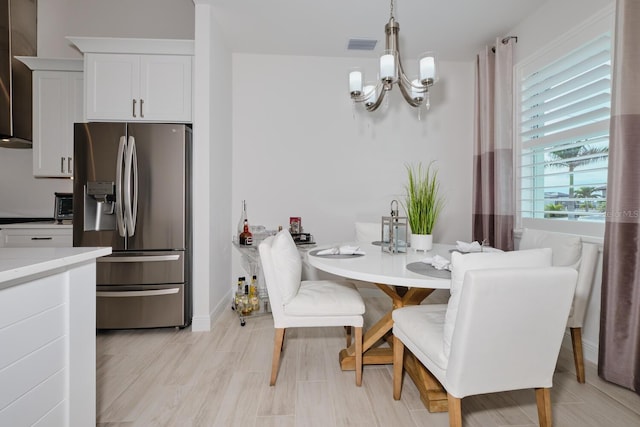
[517,25,612,229]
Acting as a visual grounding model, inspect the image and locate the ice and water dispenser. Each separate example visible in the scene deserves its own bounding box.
[84,181,116,231]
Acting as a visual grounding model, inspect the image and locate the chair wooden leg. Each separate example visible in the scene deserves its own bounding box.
[270,328,286,386]
[447,393,462,427]
[393,335,404,400]
[570,327,586,383]
[535,387,552,427]
[355,326,362,386]
[345,325,352,348]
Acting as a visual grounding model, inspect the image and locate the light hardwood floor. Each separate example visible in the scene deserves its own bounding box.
[96,289,640,426]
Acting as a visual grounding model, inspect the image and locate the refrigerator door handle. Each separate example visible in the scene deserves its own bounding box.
[115,136,127,237]
[96,288,180,298]
[132,137,139,234]
[98,254,181,263]
[124,135,138,237]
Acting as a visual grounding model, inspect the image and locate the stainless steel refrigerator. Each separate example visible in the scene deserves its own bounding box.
[73,122,192,329]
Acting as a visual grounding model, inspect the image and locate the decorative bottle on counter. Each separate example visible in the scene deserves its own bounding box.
[237,200,248,243]
[239,219,253,246]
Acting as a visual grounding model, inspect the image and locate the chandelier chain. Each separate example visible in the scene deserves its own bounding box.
[390,0,394,19]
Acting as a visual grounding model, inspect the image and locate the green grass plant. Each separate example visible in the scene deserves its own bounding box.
[404,162,445,235]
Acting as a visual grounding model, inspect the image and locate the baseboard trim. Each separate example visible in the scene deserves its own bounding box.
[191,315,211,332]
[191,289,233,332]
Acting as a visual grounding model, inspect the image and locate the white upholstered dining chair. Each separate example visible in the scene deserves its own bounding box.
[355,221,381,243]
[518,228,599,383]
[392,249,578,427]
[258,230,366,386]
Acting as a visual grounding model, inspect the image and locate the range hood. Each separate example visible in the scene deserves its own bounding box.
[0,0,37,149]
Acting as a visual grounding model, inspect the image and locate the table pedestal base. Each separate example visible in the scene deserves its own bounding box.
[338,284,448,413]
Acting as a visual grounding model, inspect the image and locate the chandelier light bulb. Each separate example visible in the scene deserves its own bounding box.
[419,54,436,85]
[380,52,396,82]
[364,85,377,107]
[349,70,363,96]
[411,79,424,101]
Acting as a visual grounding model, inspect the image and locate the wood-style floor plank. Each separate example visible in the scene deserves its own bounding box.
[96,290,640,426]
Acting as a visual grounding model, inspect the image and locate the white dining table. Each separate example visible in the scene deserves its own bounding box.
[307,241,454,413]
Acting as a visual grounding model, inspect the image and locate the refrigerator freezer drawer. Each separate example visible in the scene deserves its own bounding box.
[96,284,185,329]
[97,251,184,285]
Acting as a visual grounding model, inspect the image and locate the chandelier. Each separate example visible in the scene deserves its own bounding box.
[348,0,437,112]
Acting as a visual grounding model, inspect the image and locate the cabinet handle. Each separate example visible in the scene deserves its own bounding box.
[67,157,72,174]
[31,237,53,241]
[60,157,65,173]
[132,99,137,117]
[140,99,144,118]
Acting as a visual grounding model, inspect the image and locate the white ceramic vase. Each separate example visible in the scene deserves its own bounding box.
[411,234,433,252]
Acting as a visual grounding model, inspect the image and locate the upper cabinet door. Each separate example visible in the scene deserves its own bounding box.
[32,70,83,178]
[139,55,192,122]
[85,53,192,123]
[85,53,140,121]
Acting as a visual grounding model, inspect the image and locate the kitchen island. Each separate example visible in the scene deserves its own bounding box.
[0,247,111,426]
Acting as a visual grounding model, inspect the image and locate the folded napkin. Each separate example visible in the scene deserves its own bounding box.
[316,245,365,256]
[456,240,482,252]
[420,254,451,270]
[455,240,503,253]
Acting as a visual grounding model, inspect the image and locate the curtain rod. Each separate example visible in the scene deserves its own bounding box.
[492,36,518,53]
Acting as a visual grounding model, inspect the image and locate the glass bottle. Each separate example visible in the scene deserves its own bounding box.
[237,200,247,243]
[249,275,260,312]
[241,280,252,314]
[239,219,253,246]
[234,276,246,310]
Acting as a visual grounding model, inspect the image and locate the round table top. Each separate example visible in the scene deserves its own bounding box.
[307,241,453,289]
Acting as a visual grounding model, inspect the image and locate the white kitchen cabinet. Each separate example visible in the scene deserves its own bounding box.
[0,247,111,427]
[15,57,84,178]
[0,225,73,248]
[85,53,192,122]
[32,71,83,177]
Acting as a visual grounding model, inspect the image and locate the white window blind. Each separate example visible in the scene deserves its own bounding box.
[519,33,611,222]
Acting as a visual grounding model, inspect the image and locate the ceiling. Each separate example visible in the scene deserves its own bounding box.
[210,0,545,61]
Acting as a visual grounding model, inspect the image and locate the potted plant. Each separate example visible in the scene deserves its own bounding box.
[404,162,445,251]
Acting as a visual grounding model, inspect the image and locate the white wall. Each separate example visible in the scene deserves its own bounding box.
[0,150,72,218]
[231,55,475,245]
[190,1,233,331]
[38,0,195,58]
[0,0,194,219]
[509,0,615,365]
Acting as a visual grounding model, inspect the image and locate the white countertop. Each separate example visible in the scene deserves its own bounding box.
[0,247,112,285]
[0,221,72,229]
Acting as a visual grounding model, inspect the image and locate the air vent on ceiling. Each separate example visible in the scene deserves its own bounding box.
[347,38,378,51]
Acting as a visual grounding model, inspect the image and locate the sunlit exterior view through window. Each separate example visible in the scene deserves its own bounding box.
[519,34,611,222]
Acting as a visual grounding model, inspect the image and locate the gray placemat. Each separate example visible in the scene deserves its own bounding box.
[406,262,452,279]
[309,249,365,259]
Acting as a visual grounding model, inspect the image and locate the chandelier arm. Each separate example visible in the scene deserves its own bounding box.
[365,86,388,111]
[397,80,423,107]
[396,55,426,107]
[350,81,382,103]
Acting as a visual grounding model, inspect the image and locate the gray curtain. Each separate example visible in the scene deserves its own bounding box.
[599,0,640,394]
[472,38,515,251]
